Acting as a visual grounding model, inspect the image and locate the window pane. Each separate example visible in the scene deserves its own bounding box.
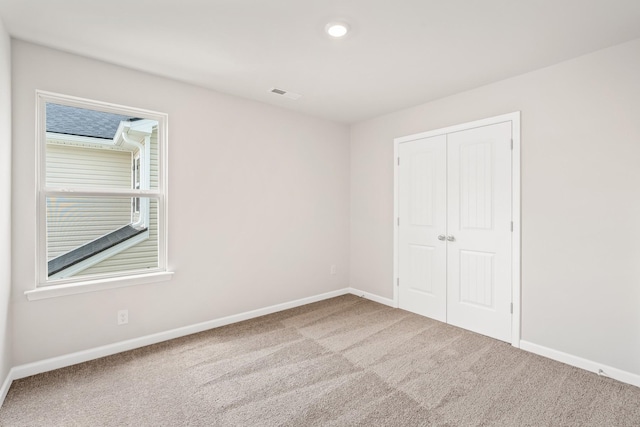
[45,103,159,191]
[38,94,167,288]
[46,196,159,280]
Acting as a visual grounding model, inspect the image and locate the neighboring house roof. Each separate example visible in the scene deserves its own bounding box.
[46,103,139,140]
[48,224,148,276]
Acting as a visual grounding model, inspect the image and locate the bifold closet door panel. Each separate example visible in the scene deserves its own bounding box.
[398,135,447,322]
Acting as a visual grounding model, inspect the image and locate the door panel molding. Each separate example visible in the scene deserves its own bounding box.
[393,112,521,347]
[397,135,447,322]
[446,122,512,342]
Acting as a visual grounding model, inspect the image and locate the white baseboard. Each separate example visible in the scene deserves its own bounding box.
[0,368,13,407]
[2,287,407,407]
[11,288,351,381]
[520,340,640,388]
[5,291,638,409]
[348,287,395,307]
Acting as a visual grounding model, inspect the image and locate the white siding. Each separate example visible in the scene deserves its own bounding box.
[46,143,131,189]
[46,144,132,260]
[80,199,158,276]
[81,126,160,276]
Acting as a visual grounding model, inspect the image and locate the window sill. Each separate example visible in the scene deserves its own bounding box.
[25,271,174,301]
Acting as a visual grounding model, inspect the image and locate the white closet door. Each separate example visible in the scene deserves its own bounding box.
[446,122,512,342]
[398,135,447,321]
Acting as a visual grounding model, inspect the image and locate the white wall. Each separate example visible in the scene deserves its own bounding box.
[350,38,640,376]
[11,40,350,365]
[0,18,12,387]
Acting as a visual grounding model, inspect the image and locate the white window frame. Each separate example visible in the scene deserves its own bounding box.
[26,91,172,301]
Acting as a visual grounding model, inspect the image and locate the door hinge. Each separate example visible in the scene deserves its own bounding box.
[397,278,400,287]
[510,303,513,314]
[397,217,400,227]
[397,157,400,166]
[511,221,513,232]
[510,139,513,150]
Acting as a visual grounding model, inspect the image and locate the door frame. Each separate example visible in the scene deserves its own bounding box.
[393,112,521,347]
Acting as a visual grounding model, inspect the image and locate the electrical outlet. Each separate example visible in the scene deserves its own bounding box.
[330,264,337,275]
[117,309,128,325]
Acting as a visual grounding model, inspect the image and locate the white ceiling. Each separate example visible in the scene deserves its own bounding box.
[1,0,640,123]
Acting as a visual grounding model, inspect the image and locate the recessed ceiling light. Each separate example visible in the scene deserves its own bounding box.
[325,22,349,38]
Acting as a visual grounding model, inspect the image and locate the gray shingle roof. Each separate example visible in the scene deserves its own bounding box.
[48,224,148,276]
[46,103,139,140]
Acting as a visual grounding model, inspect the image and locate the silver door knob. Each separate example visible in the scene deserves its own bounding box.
[437,234,446,241]
[447,235,455,242]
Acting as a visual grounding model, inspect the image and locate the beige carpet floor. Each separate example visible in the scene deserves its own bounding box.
[1,295,639,426]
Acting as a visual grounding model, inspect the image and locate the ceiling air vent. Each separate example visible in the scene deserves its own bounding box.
[269,87,302,100]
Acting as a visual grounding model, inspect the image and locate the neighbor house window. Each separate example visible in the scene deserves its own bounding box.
[34,91,169,292]
[133,154,141,215]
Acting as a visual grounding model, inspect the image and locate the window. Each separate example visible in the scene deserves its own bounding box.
[32,91,170,296]
[133,155,141,215]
